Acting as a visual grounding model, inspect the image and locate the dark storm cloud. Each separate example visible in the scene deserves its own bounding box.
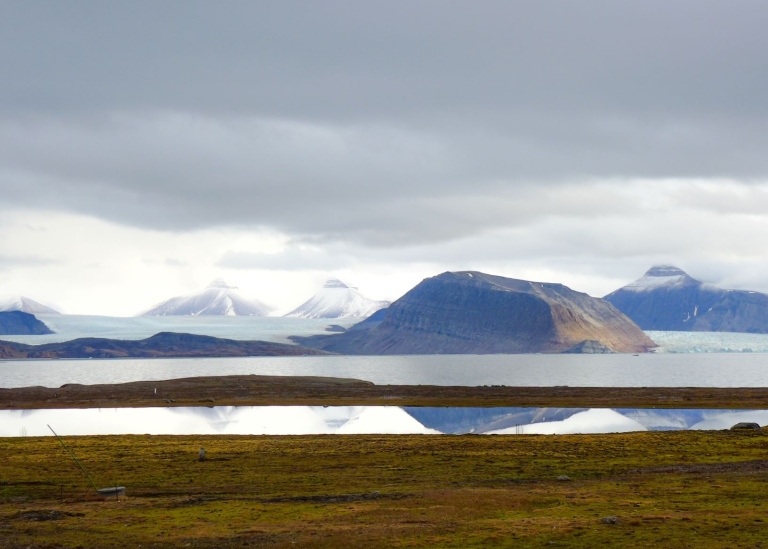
[3,1,767,120]
[1,1,768,246]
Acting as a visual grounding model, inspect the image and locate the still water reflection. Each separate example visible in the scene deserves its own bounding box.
[3,406,767,437]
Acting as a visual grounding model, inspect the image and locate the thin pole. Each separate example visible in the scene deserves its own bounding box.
[47,425,98,492]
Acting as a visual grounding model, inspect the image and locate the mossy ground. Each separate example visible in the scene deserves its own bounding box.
[2,430,768,547]
[6,376,768,409]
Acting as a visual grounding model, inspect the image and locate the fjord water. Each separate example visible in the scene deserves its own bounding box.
[3,352,768,389]
[3,316,768,389]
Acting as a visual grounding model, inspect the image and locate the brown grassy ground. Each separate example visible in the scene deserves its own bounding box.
[2,430,768,548]
[4,374,768,409]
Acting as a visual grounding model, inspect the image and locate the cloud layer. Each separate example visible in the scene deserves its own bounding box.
[1,2,768,313]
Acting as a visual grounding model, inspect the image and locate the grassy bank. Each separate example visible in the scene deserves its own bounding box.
[2,430,768,547]
[5,375,768,409]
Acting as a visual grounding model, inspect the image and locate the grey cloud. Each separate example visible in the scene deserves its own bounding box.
[218,246,356,272]
[0,254,58,269]
[2,1,768,264]
[228,203,768,296]
[2,2,767,121]
[3,112,768,250]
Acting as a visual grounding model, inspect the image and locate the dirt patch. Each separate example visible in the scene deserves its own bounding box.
[629,459,768,476]
[261,491,409,504]
[13,509,84,521]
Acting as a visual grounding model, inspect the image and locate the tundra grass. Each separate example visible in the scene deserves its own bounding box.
[2,431,768,547]
[7,376,768,409]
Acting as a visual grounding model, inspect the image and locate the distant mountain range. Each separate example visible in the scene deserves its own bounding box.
[295,271,654,354]
[0,296,60,315]
[604,265,768,333]
[0,332,326,359]
[284,278,390,319]
[140,279,272,317]
[9,265,768,339]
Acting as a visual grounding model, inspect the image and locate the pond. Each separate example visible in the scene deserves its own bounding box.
[4,406,767,437]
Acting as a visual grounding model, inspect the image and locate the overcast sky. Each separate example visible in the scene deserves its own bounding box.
[2,1,768,315]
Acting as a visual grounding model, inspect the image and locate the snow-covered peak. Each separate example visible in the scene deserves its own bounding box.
[621,265,698,292]
[0,296,61,314]
[285,279,389,319]
[139,281,272,317]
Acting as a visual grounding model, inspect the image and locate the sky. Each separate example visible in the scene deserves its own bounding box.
[2,1,768,316]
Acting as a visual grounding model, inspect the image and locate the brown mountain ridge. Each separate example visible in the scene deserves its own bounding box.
[295,271,655,354]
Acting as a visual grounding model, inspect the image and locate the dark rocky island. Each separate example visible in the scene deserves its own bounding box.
[294,271,655,354]
[0,331,327,359]
[605,265,768,332]
[0,310,53,335]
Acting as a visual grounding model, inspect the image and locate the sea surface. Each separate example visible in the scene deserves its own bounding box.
[3,316,768,389]
[3,353,768,389]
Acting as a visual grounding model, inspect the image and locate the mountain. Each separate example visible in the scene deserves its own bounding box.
[0,332,327,359]
[284,278,390,319]
[604,265,768,332]
[293,271,654,354]
[140,279,272,317]
[0,296,60,314]
[0,311,54,335]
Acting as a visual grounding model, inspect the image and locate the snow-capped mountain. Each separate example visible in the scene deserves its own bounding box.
[615,265,696,292]
[0,296,61,314]
[140,279,273,317]
[604,265,768,332]
[284,278,390,319]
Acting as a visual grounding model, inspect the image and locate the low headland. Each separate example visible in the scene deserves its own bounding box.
[0,332,327,359]
[4,374,768,410]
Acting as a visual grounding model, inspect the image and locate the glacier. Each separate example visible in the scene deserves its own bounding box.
[648,330,768,353]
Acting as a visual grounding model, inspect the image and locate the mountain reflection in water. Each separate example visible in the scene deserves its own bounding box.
[3,407,768,437]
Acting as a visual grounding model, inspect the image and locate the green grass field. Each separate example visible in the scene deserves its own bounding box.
[2,430,768,547]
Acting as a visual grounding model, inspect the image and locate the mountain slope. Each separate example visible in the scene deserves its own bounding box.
[0,311,54,335]
[0,296,60,314]
[604,265,768,333]
[140,279,272,317]
[284,278,390,319]
[294,271,654,354]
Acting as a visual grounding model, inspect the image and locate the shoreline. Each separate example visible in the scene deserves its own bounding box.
[3,374,768,409]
